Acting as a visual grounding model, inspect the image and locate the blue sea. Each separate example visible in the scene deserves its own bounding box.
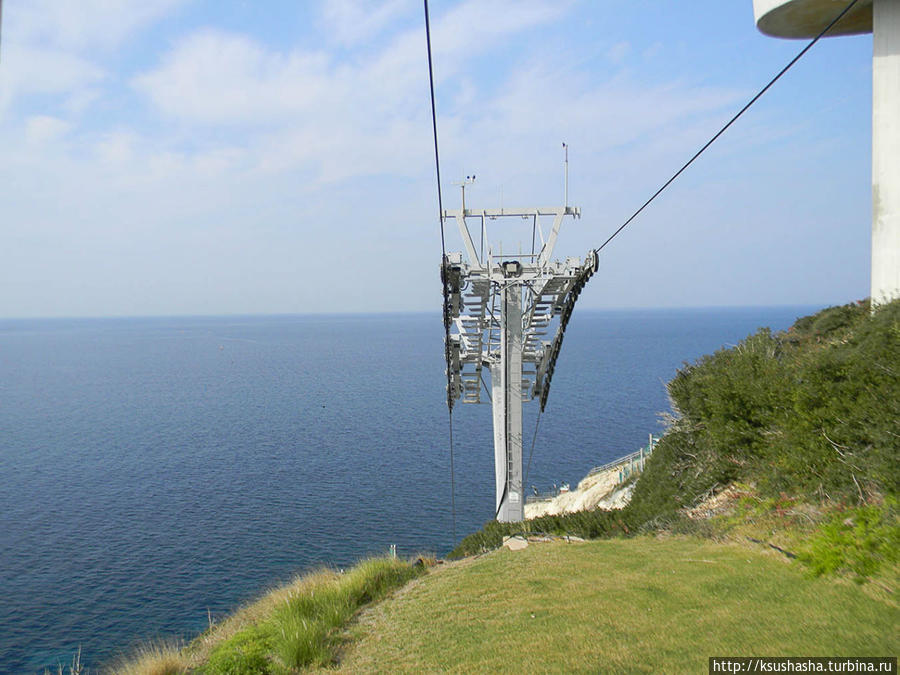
[0,307,815,672]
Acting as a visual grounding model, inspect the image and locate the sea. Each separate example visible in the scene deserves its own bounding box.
[0,306,816,673]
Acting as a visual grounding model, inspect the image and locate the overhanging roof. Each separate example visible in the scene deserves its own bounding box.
[753,0,873,38]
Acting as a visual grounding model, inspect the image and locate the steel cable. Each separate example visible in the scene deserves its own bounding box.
[594,0,861,255]
[423,0,456,543]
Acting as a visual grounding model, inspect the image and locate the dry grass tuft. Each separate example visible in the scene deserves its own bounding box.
[104,641,187,675]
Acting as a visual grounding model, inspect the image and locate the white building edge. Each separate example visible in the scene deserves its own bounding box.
[753,0,899,306]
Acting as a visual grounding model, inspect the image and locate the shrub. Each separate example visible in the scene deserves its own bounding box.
[798,499,899,581]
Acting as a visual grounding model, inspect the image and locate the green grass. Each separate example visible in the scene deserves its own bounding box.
[334,538,898,673]
[799,499,900,581]
[112,557,422,674]
[199,557,421,673]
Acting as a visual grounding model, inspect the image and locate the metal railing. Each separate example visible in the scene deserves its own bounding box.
[526,434,659,504]
[528,489,559,502]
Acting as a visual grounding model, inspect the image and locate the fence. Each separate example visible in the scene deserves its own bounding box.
[526,434,659,504]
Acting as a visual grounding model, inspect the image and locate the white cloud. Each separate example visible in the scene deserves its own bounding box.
[318,0,410,46]
[0,0,185,118]
[25,115,72,144]
[63,88,103,115]
[6,0,747,196]
[190,147,246,177]
[95,130,137,164]
[362,0,568,102]
[0,43,104,113]
[132,30,339,125]
[127,0,583,185]
[607,40,630,64]
[5,0,186,51]
[133,0,568,126]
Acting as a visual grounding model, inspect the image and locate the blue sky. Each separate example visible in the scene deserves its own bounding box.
[0,0,873,317]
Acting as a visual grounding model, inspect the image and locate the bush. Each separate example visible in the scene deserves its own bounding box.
[798,499,899,581]
[665,300,899,503]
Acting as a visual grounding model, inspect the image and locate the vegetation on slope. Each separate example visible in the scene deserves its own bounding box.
[335,538,897,673]
[451,300,900,575]
[109,557,423,674]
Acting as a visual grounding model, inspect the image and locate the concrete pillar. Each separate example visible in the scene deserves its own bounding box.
[491,281,524,522]
[872,0,900,306]
[490,362,506,515]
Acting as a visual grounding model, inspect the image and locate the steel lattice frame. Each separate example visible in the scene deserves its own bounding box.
[442,204,597,521]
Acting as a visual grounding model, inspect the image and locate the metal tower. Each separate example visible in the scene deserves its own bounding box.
[441,183,598,522]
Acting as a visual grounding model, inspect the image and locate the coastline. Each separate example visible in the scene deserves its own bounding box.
[524,461,639,519]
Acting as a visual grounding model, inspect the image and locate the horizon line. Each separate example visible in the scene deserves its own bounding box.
[0,302,840,323]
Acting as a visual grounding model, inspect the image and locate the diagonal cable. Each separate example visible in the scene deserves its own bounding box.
[423,0,456,543]
[594,0,861,254]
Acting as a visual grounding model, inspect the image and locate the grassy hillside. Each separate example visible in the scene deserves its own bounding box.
[334,538,896,673]
[113,538,896,674]
[451,300,899,576]
[106,557,423,674]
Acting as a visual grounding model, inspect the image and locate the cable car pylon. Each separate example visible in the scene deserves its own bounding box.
[441,170,598,522]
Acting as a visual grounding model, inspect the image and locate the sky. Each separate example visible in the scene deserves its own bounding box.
[0,0,874,318]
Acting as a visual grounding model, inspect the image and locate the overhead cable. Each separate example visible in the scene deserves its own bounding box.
[594,0,861,254]
[423,0,457,544]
